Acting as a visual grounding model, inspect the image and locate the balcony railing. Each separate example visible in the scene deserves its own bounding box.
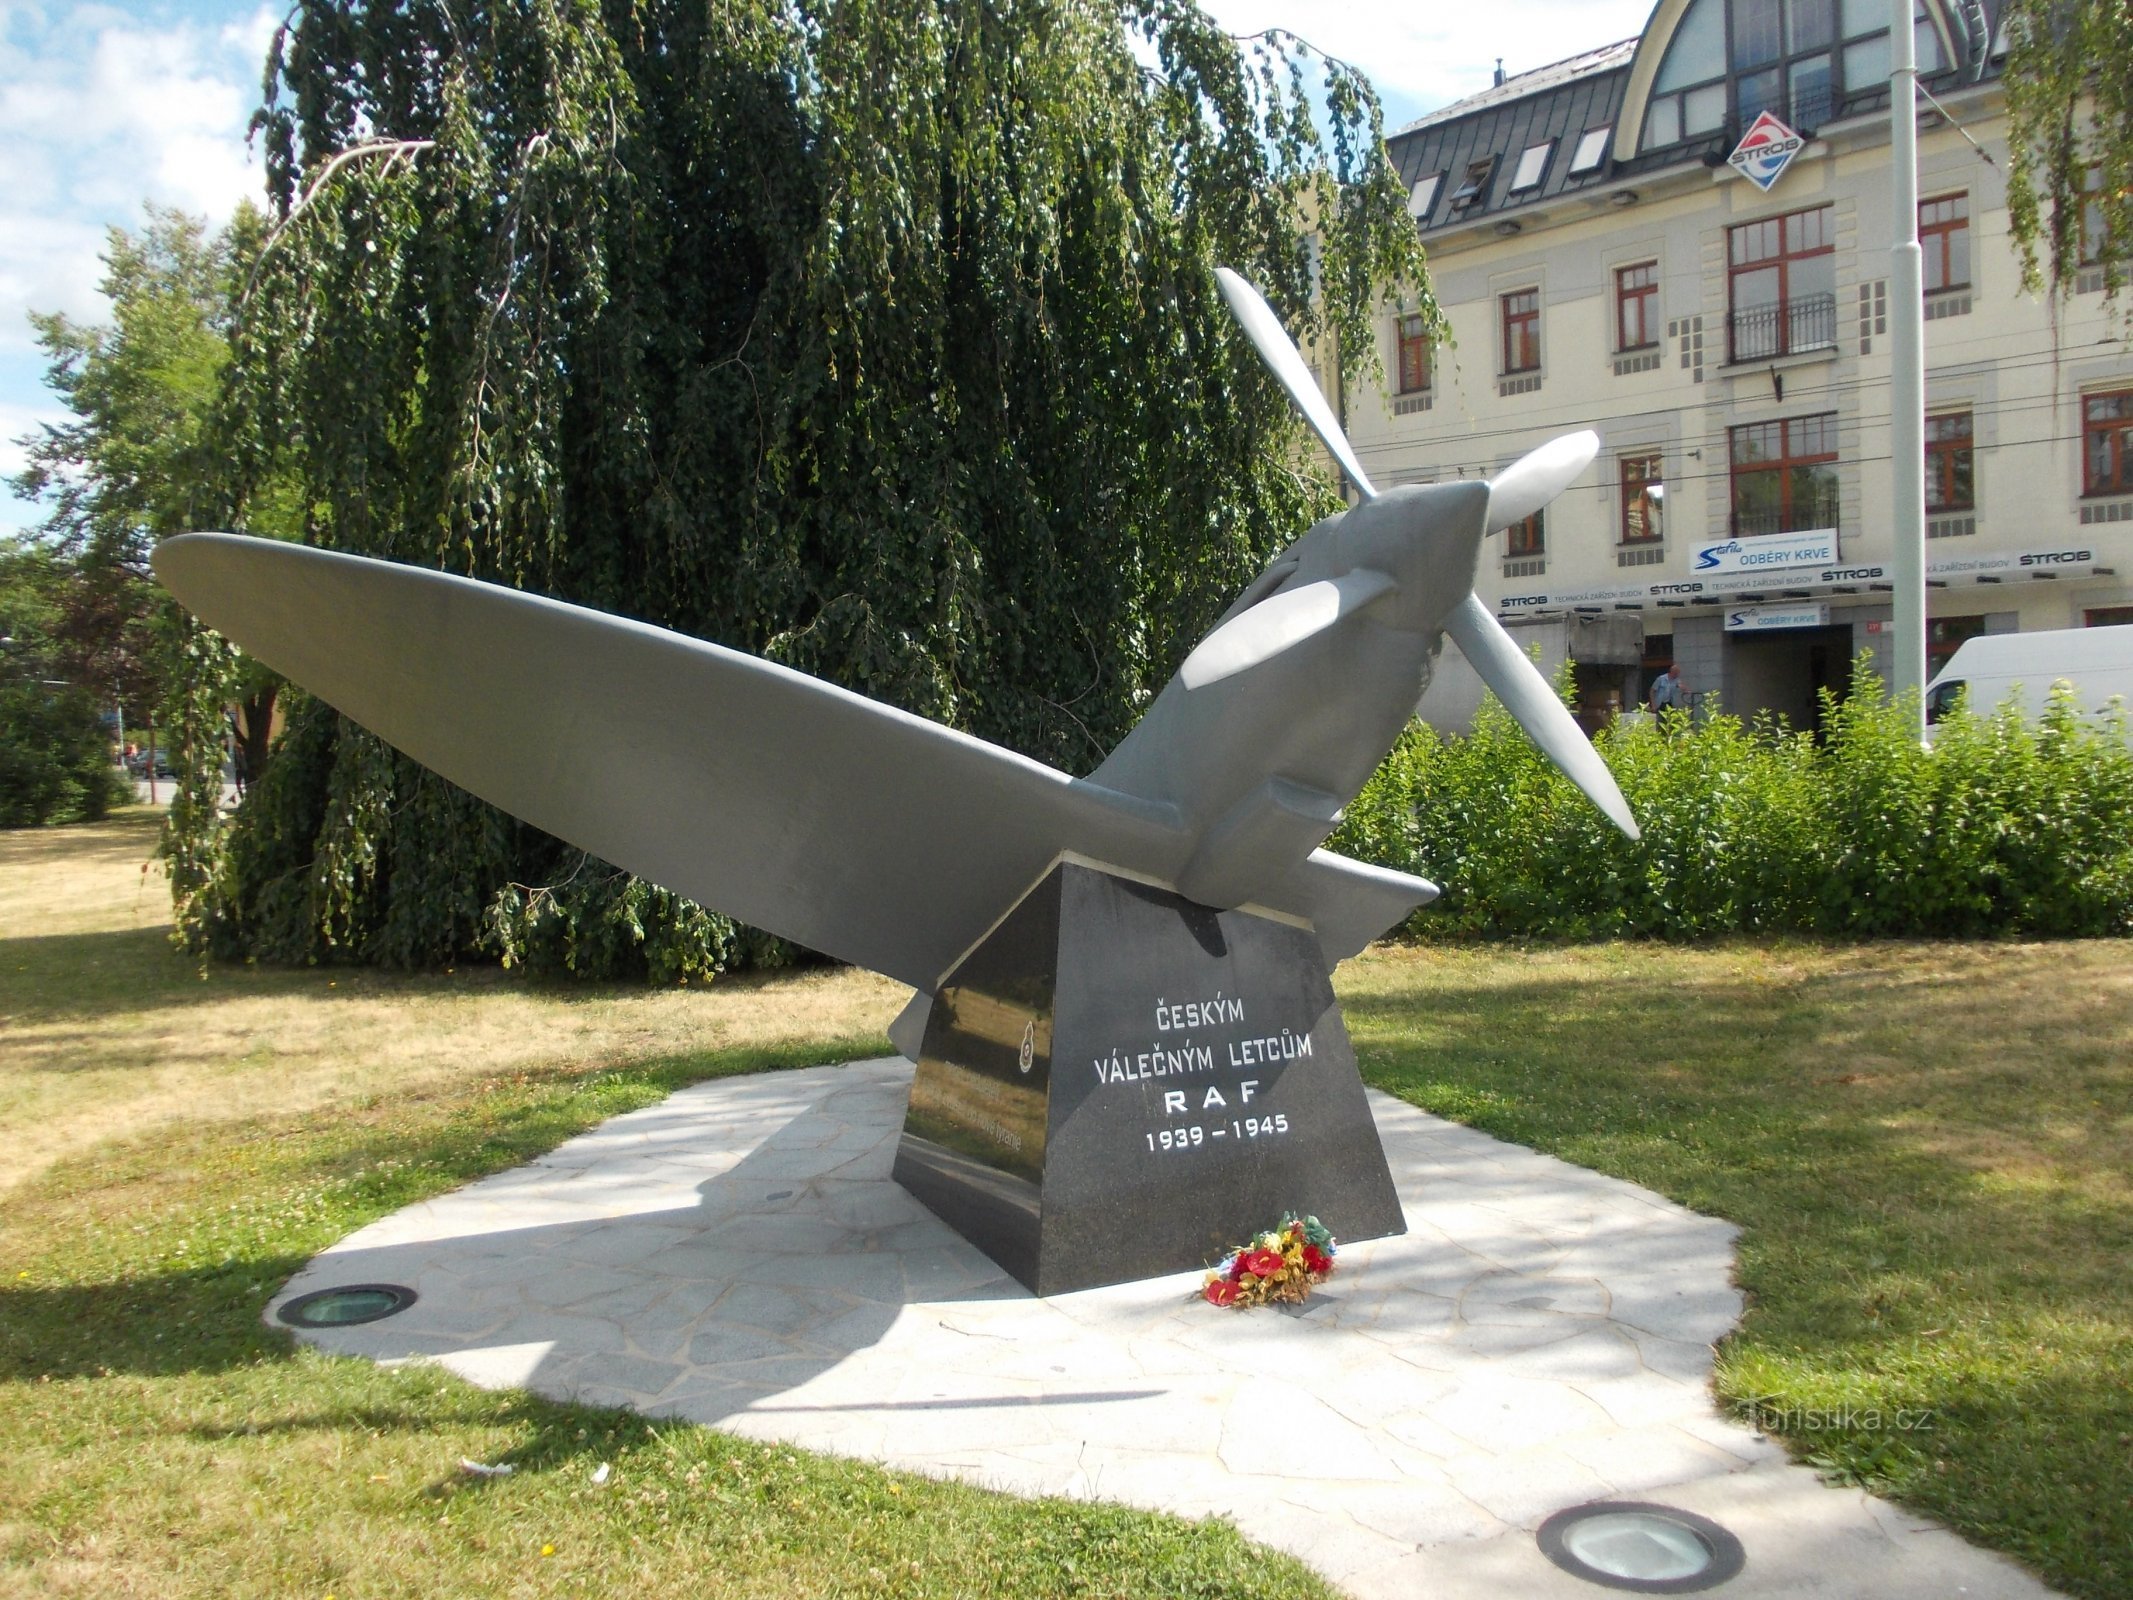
[1726,292,1837,363]
[1729,499,1840,539]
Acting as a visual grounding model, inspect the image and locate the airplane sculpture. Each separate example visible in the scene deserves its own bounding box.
[156,269,1637,1295]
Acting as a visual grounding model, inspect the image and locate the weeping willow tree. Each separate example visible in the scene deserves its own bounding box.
[2003,0,2130,299]
[169,0,1435,980]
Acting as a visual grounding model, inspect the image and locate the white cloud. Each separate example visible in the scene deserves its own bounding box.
[0,1,275,533]
[1192,0,1657,128]
[0,1,269,360]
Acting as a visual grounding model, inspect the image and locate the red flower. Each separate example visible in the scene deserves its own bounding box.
[1242,1248,1284,1278]
[1302,1245,1333,1275]
[1204,1277,1240,1306]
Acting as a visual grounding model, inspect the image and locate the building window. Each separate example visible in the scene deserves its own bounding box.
[1616,263,1659,351]
[1727,204,1835,361]
[2086,607,2133,627]
[2085,390,2133,496]
[1920,194,1970,292]
[1501,289,1541,374]
[1396,314,1432,394]
[1729,413,1839,535]
[1925,411,1974,511]
[1408,172,1442,220]
[1449,158,1495,211]
[2081,164,2108,266]
[1507,509,1545,556]
[1509,140,1553,192]
[1641,0,1942,154]
[1621,454,1664,544]
[1569,126,1611,173]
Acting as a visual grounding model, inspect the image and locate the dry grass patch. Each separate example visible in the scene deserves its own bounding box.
[0,809,906,1196]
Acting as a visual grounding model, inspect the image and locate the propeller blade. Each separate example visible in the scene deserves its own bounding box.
[1180,568,1396,691]
[1486,431,1601,533]
[1443,593,1640,839]
[1214,266,1376,500]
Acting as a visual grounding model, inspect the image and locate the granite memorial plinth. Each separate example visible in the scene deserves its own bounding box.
[892,859,1405,1295]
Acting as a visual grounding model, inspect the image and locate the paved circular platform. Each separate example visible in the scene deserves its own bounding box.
[271,1058,2058,1599]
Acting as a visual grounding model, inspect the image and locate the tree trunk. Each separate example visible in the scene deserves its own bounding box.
[235,685,277,789]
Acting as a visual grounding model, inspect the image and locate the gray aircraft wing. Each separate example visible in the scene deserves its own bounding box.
[155,536,1434,988]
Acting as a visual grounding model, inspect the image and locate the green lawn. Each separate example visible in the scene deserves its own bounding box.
[3,813,2128,1597]
[1343,941,2133,1600]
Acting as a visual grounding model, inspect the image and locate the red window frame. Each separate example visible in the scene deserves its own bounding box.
[2085,390,2133,497]
[1728,413,1839,536]
[1925,411,1973,512]
[1616,262,1658,351]
[1620,454,1664,544]
[1920,193,1970,292]
[1396,314,1432,394]
[1507,509,1545,556]
[1501,288,1541,374]
[1726,204,1833,359]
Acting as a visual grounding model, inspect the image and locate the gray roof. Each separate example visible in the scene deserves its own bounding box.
[1391,2,2006,237]
[1393,39,1638,136]
[1392,49,1639,236]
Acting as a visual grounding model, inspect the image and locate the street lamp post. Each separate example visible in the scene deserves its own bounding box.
[1889,0,1929,735]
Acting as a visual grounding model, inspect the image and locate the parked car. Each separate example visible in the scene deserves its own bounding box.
[123,745,177,779]
[1924,625,2133,740]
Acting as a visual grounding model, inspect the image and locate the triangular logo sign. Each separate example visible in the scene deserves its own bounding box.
[1727,110,1806,192]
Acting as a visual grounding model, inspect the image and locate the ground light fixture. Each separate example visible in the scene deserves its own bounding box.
[278,1284,418,1328]
[1535,1501,1745,1592]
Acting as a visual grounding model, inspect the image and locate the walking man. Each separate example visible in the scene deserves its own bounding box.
[1650,661,1689,717]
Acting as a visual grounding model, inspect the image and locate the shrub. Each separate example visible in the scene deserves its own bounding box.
[0,679,130,828]
[1326,660,2133,941]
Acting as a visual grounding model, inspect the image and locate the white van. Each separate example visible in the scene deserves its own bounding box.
[1923,625,2133,739]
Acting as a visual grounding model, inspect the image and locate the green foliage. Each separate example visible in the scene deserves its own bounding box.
[2003,0,2131,301]
[10,208,259,728]
[0,679,128,828]
[0,539,130,828]
[1328,661,2133,940]
[173,0,1435,980]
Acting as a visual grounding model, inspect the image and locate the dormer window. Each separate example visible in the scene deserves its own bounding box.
[1569,127,1611,174]
[1408,172,1443,220]
[1509,140,1553,192]
[1448,158,1495,210]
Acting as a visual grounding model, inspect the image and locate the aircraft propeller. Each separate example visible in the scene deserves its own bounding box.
[1189,267,1639,839]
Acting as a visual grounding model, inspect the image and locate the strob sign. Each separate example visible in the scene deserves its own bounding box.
[1728,111,1805,192]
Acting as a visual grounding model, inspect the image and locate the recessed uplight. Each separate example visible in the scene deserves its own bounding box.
[278,1283,418,1328]
[1536,1501,1745,1592]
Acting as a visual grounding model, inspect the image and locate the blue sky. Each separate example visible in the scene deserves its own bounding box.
[0,0,1656,538]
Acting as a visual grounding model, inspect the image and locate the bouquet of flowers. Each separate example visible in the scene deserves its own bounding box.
[1201,1213,1337,1307]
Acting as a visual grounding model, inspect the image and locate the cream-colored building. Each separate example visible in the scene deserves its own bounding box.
[1355,0,2130,732]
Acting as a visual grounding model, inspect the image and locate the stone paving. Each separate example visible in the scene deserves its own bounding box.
[271,1058,2059,1599]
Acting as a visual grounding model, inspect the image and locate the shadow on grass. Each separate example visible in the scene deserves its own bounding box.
[0,923,852,1028]
[0,1256,312,1381]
